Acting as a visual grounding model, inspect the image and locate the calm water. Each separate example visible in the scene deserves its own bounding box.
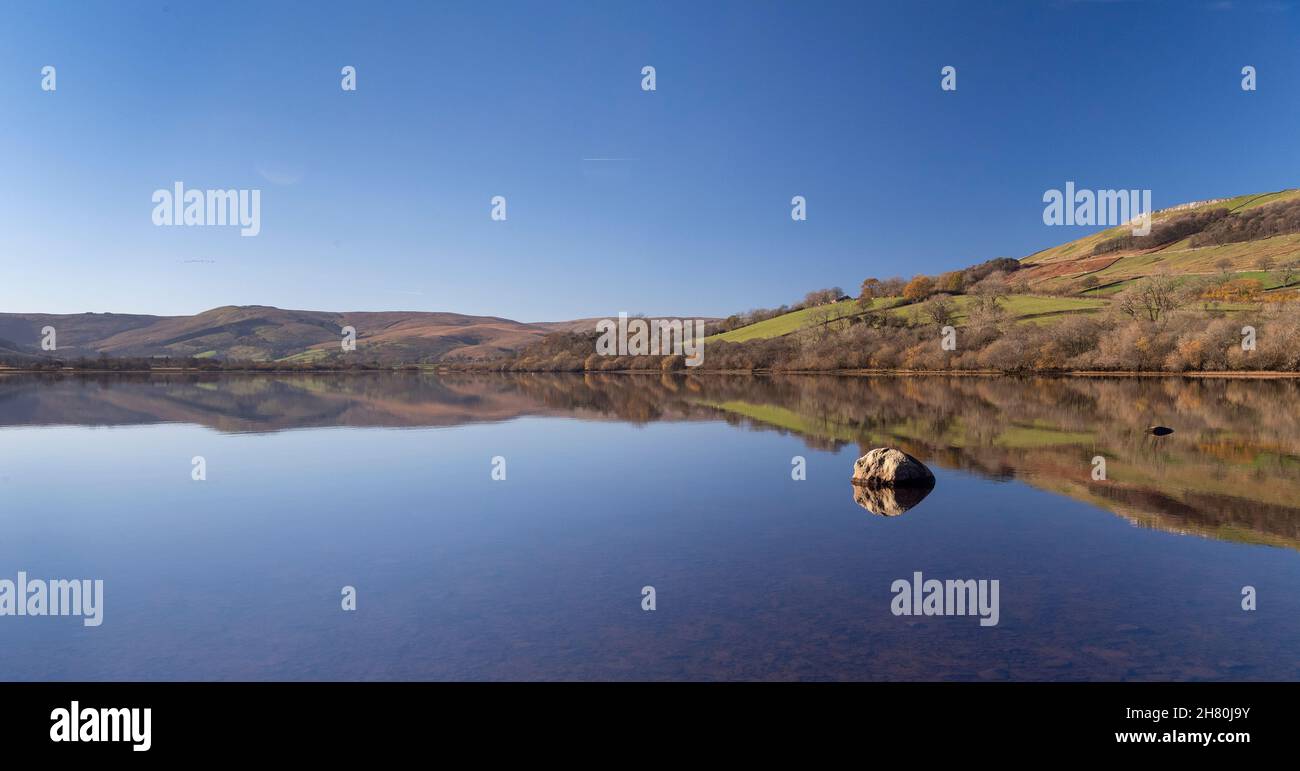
[1,372,1298,681]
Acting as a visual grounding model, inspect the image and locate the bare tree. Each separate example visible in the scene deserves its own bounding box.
[807,306,838,340]
[1116,276,1182,323]
[966,273,1008,323]
[879,277,908,297]
[923,294,957,326]
[1280,259,1300,288]
[803,288,842,307]
[970,271,1010,298]
[858,278,883,310]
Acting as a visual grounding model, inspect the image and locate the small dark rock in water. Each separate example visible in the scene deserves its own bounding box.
[1147,426,1174,436]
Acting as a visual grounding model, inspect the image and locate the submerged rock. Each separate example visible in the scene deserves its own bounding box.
[852,481,934,516]
[851,448,936,488]
[1147,426,1174,436]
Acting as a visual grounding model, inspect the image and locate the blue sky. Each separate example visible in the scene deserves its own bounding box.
[1,0,1298,320]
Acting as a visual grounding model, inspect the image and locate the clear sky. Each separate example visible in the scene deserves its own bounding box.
[1,0,1298,320]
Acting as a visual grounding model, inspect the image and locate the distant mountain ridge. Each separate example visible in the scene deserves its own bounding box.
[0,306,566,364]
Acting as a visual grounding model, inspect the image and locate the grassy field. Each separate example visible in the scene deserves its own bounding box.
[1019,190,1300,296]
[710,294,1107,343]
[1088,233,1300,280]
[1083,269,1298,298]
[277,348,330,363]
[1022,189,1300,269]
[887,294,1106,325]
[708,299,885,342]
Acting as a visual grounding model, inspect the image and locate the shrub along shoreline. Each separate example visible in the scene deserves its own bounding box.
[447,303,1300,375]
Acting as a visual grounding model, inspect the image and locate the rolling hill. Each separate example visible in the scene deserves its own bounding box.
[708,295,1109,343]
[7,189,1300,366]
[0,306,562,365]
[708,189,1300,344]
[1014,189,1300,294]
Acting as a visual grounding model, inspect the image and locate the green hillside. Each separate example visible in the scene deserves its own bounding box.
[709,189,1300,345]
[709,295,1107,343]
[1017,189,1300,293]
[709,299,879,342]
[887,295,1106,325]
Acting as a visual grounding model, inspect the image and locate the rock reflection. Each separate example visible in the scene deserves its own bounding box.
[3,370,1300,550]
[851,479,935,516]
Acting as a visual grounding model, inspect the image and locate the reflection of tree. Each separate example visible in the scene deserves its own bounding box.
[501,372,1300,550]
[4,371,1300,550]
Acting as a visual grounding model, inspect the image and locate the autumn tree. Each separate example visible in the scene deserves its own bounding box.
[903,275,935,303]
[936,271,965,294]
[1202,278,1264,304]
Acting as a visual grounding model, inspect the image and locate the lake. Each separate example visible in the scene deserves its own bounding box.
[1,371,1297,681]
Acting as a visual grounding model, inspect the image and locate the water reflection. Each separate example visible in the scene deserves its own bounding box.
[852,481,935,517]
[851,479,935,516]
[3,371,1299,551]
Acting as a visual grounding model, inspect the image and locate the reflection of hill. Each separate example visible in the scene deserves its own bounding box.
[673,375,1300,552]
[1083,485,1300,549]
[3,371,1299,552]
[0,373,568,432]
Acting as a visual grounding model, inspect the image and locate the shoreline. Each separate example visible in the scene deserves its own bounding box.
[3,366,1300,379]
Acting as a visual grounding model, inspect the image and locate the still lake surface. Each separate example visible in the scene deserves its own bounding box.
[1,372,1298,681]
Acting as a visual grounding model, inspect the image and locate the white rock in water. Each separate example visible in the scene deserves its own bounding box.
[851,448,935,488]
